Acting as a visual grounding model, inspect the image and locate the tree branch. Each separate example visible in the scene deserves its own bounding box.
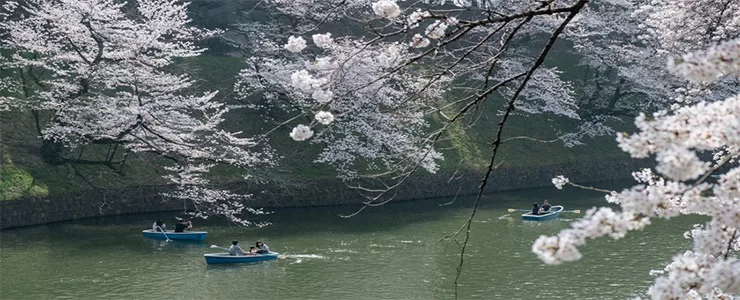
[449,2,589,298]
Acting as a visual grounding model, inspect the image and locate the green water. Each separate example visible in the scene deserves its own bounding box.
[0,184,702,299]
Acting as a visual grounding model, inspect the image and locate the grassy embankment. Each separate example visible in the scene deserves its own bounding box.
[0,54,631,200]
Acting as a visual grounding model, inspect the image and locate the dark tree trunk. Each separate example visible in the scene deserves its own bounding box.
[40,139,65,165]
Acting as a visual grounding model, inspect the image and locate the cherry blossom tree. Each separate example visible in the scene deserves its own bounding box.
[236,0,592,213]
[244,1,591,295]
[236,34,449,181]
[2,0,737,295]
[253,0,739,297]
[0,0,273,224]
[540,0,740,297]
[554,0,740,146]
[0,67,16,111]
[536,6,740,299]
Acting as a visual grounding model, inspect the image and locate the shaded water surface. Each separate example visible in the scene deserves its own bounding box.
[0,184,701,299]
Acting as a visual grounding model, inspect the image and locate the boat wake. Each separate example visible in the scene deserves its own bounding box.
[329,249,357,253]
[280,254,326,259]
[280,254,326,264]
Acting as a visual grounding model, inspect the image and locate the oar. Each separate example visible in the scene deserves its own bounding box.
[158,226,171,242]
[560,210,581,214]
[210,245,230,251]
[507,209,530,212]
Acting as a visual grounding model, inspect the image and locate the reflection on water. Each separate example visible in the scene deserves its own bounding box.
[0,183,702,299]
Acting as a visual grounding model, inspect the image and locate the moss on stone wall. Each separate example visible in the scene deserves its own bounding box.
[0,145,48,200]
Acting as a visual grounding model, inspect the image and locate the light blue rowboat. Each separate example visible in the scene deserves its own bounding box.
[142,229,207,241]
[204,253,279,264]
[522,205,563,221]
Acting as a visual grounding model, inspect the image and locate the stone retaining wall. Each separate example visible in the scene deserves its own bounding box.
[0,159,648,229]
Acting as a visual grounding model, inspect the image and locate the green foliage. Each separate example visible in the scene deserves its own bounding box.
[0,147,48,200]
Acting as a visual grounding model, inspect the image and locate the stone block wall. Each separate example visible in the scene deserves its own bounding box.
[0,159,648,229]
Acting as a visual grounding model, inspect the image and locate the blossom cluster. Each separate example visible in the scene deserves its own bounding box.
[237,31,449,180]
[551,175,569,189]
[533,207,652,264]
[0,0,273,224]
[635,0,740,52]
[284,36,307,53]
[372,0,401,19]
[617,96,739,180]
[667,38,740,82]
[163,163,268,226]
[539,29,740,297]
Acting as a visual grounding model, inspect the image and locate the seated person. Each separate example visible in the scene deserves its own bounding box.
[229,240,248,256]
[152,220,166,232]
[539,200,552,214]
[255,241,270,254]
[249,247,258,254]
[531,203,540,215]
[174,219,192,233]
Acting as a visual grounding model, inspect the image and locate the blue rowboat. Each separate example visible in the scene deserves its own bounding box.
[204,253,280,264]
[522,205,563,221]
[142,229,207,241]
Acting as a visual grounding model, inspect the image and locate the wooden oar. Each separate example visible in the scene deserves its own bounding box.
[210,245,230,251]
[561,210,581,213]
[158,226,171,242]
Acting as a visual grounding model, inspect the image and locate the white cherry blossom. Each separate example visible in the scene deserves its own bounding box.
[284,35,307,53]
[289,124,314,141]
[314,111,335,125]
[312,33,334,48]
[409,34,430,48]
[312,89,334,104]
[541,33,740,298]
[0,0,272,224]
[406,10,431,28]
[425,20,448,40]
[371,0,401,19]
[551,175,570,190]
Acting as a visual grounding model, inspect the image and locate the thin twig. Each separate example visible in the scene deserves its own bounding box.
[724,230,738,259]
[565,182,615,194]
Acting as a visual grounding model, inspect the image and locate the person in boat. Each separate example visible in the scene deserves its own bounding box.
[174,218,192,233]
[539,200,552,214]
[255,240,270,254]
[249,247,258,254]
[531,203,540,215]
[152,220,166,232]
[229,240,249,256]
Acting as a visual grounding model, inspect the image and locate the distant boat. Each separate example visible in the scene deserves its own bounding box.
[142,229,207,241]
[522,205,563,221]
[204,253,280,264]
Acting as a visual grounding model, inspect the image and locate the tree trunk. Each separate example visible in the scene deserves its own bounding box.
[40,139,65,165]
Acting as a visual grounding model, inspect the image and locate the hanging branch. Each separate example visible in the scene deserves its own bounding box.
[448,2,588,298]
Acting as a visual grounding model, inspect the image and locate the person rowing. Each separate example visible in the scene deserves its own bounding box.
[539,200,552,214]
[174,218,192,232]
[152,220,166,232]
[531,203,540,215]
[229,240,250,256]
